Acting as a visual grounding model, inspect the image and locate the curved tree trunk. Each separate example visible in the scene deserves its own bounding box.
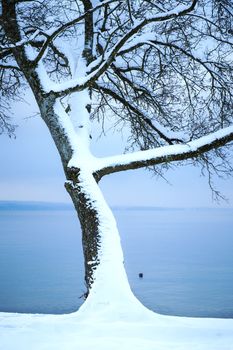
[65,171,101,292]
[36,91,136,304]
[65,167,133,301]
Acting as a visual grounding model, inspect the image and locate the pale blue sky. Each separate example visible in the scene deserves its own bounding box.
[0,93,233,208]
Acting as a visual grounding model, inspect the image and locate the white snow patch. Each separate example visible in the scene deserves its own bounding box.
[0,299,233,350]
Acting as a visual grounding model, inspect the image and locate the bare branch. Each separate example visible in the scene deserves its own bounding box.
[94,82,184,145]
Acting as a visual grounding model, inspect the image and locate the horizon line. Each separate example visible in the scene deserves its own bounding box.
[0,200,232,211]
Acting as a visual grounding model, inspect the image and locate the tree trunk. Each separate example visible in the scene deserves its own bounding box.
[64,166,139,310]
[37,92,143,311]
[65,170,101,293]
[65,167,124,290]
[36,91,103,295]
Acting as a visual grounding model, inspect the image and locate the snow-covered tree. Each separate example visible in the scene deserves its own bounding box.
[1,0,233,304]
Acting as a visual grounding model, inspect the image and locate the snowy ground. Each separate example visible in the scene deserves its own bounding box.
[1,297,233,350]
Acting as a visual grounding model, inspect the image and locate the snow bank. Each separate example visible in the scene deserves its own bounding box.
[0,304,233,350]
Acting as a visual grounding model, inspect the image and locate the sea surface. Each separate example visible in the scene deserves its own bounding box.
[0,204,233,318]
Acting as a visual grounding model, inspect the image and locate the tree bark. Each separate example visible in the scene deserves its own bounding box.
[33,94,119,297]
[64,167,133,301]
[65,170,101,294]
[37,99,101,295]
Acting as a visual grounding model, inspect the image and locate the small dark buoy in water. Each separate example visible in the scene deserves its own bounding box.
[139,273,143,278]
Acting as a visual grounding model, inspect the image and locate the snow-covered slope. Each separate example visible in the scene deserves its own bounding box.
[1,294,233,350]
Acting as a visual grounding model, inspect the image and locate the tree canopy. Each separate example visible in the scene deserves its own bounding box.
[1,1,233,193]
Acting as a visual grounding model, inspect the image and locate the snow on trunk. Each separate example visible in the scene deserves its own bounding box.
[64,90,152,319]
[76,170,149,318]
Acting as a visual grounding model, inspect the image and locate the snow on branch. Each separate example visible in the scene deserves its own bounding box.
[0,29,40,52]
[32,0,120,66]
[81,1,198,85]
[0,63,20,70]
[89,125,233,179]
[43,0,197,97]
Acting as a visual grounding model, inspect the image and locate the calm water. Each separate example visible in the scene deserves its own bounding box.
[0,207,233,318]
